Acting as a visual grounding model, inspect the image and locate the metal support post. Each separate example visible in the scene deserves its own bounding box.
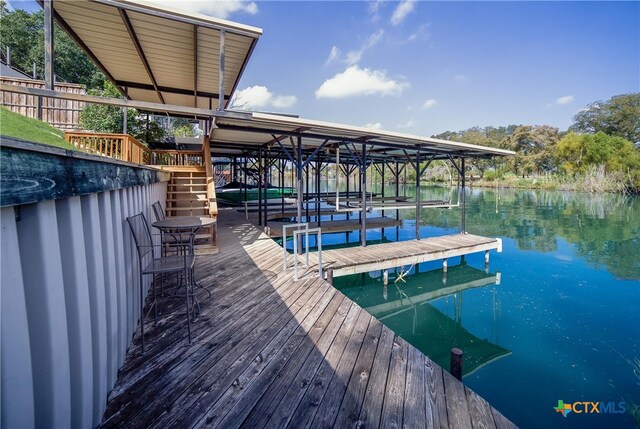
[218,29,225,110]
[461,157,466,233]
[316,160,321,226]
[415,149,421,240]
[44,0,54,90]
[258,148,263,225]
[361,142,367,247]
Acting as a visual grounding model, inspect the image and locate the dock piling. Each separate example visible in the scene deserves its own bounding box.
[326,268,333,285]
[451,348,464,380]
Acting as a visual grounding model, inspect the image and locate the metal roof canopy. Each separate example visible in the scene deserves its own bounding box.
[46,0,262,110]
[210,112,515,163]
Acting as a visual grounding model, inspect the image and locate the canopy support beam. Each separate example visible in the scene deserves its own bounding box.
[43,0,54,90]
[119,9,165,104]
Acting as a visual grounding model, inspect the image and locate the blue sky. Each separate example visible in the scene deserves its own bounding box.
[8,0,640,136]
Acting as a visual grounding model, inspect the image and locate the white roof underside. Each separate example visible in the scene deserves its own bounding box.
[52,0,262,108]
[211,112,515,160]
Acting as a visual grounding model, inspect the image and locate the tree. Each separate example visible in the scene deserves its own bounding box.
[170,118,198,137]
[555,131,640,189]
[505,125,560,176]
[79,81,165,144]
[570,93,640,143]
[0,1,104,88]
[433,125,516,177]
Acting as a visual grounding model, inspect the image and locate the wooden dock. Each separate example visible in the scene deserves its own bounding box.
[321,234,502,277]
[99,209,516,429]
[266,216,402,238]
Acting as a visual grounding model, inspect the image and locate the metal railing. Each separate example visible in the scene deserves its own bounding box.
[282,223,323,280]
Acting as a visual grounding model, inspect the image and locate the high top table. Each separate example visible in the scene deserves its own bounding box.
[152,216,216,301]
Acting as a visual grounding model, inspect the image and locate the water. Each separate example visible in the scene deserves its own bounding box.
[287,183,640,428]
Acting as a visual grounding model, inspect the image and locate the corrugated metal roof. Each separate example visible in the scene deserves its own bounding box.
[211,112,515,160]
[51,0,262,109]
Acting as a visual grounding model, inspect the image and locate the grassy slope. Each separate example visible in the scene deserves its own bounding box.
[0,106,75,150]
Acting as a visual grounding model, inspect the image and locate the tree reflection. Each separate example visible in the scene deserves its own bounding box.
[377,184,639,280]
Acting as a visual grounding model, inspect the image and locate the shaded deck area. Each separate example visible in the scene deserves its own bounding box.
[100,210,516,429]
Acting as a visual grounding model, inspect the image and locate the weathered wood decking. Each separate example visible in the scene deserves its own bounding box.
[100,210,516,429]
[322,234,502,277]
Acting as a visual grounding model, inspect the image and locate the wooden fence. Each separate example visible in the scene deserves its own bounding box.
[0,77,86,131]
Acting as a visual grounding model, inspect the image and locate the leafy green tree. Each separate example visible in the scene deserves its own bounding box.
[555,131,640,189]
[170,117,197,137]
[80,81,135,133]
[0,1,104,88]
[505,125,560,176]
[79,81,165,144]
[433,126,517,177]
[570,93,640,143]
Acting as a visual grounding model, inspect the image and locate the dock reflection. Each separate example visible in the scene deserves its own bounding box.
[334,264,510,377]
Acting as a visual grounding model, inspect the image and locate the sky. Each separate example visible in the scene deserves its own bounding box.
[7,0,640,136]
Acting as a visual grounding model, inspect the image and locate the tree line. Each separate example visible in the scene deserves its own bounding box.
[431,93,640,193]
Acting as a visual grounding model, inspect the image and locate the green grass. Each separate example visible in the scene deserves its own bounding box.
[0,106,76,150]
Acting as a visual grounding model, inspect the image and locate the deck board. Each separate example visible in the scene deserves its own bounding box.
[321,233,502,277]
[99,208,517,429]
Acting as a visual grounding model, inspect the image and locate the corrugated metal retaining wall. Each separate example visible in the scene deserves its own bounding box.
[1,139,168,428]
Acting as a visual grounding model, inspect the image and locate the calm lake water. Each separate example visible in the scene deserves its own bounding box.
[284,183,640,428]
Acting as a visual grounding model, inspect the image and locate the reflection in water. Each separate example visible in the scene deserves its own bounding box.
[306,184,638,428]
[335,264,510,377]
[370,184,640,280]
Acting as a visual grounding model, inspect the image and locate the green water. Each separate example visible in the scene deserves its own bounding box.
[305,184,640,428]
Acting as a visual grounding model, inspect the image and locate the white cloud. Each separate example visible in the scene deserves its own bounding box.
[272,95,297,109]
[454,74,467,82]
[345,30,385,66]
[315,65,409,99]
[391,0,416,26]
[397,119,415,129]
[401,23,431,44]
[152,0,258,19]
[363,122,383,130]
[423,99,437,109]
[325,46,341,66]
[233,85,297,110]
[368,0,384,17]
[556,95,574,105]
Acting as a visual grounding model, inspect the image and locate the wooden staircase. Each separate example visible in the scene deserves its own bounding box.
[165,166,218,254]
[166,167,209,217]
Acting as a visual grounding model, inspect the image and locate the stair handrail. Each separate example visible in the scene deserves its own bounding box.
[202,136,217,218]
